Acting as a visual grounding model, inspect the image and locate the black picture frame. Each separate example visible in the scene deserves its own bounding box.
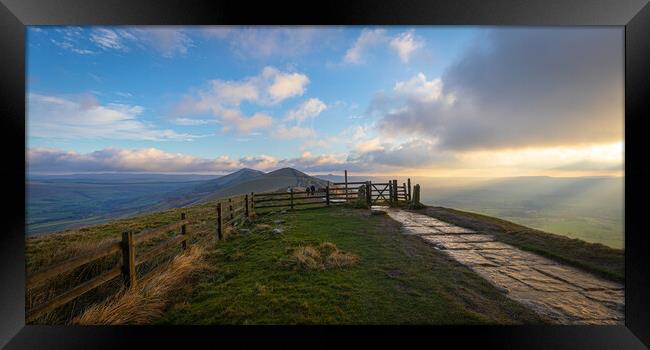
[1,0,649,348]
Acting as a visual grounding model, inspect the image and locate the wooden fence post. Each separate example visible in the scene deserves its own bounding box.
[245,194,249,218]
[290,188,294,210]
[402,183,407,202]
[411,184,422,209]
[366,181,372,206]
[181,212,187,250]
[344,170,348,202]
[393,180,398,204]
[407,178,412,202]
[251,192,255,216]
[121,231,136,288]
[217,202,223,240]
[228,197,233,221]
[326,186,330,206]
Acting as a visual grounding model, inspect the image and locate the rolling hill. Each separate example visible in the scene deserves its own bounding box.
[200,167,330,201]
[27,168,329,235]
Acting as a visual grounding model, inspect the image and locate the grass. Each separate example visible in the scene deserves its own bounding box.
[25,202,221,324]
[415,206,624,283]
[73,245,209,325]
[157,206,545,325]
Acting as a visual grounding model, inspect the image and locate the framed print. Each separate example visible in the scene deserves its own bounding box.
[1,0,649,348]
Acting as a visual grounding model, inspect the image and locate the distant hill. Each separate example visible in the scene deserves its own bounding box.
[200,167,330,201]
[154,168,265,208]
[27,168,331,235]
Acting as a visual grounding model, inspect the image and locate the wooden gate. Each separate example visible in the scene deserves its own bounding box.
[370,182,392,205]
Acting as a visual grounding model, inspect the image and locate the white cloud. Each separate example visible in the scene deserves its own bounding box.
[174,67,310,134]
[344,28,424,64]
[272,126,317,140]
[27,147,350,174]
[220,109,273,134]
[89,27,192,57]
[51,39,96,55]
[277,152,347,172]
[132,28,193,57]
[264,67,310,104]
[393,73,451,103]
[389,30,423,63]
[355,138,384,153]
[344,29,387,64]
[201,27,331,59]
[172,117,217,126]
[209,79,259,106]
[27,147,240,173]
[28,93,199,141]
[285,98,327,124]
[376,28,624,151]
[90,28,126,50]
[239,155,278,169]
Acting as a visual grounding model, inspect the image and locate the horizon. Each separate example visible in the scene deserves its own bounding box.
[27,26,624,177]
[26,167,624,179]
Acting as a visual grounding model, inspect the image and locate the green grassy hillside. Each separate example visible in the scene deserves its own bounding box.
[158,206,544,324]
[27,200,623,325]
[27,204,546,325]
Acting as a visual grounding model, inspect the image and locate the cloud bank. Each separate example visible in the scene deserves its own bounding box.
[174,66,310,134]
[376,28,623,151]
[28,93,199,141]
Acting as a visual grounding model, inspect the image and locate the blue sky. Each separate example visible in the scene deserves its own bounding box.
[26,26,624,176]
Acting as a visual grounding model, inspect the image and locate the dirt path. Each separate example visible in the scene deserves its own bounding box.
[382,208,624,324]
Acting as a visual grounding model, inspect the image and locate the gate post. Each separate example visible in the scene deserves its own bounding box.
[407,178,412,201]
[326,186,330,206]
[393,180,398,203]
[366,181,372,206]
[290,188,294,210]
[344,170,348,202]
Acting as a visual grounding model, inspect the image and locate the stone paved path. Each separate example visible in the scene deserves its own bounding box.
[383,208,624,324]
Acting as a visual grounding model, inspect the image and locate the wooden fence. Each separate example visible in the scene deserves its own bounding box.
[252,177,414,211]
[25,175,417,322]
[216,193,254,240]
[26,213,189,323]
[252,189,332,212]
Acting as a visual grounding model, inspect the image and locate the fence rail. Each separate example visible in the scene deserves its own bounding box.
[216,193,255,240]
[26,213,189,323]
[252,177,414,212]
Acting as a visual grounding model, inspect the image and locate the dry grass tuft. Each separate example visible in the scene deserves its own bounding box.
[290,246,323,270]
[72,245,208,325]
[325,249,359,268]
[287,242,359,270]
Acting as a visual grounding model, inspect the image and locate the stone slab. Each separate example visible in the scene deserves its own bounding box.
[386,208,625,324]
[531,264,623,291]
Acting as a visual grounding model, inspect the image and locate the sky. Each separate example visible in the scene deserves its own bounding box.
[26,26,624,177]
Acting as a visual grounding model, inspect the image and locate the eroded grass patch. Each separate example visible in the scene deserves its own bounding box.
[285,242,359,270]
